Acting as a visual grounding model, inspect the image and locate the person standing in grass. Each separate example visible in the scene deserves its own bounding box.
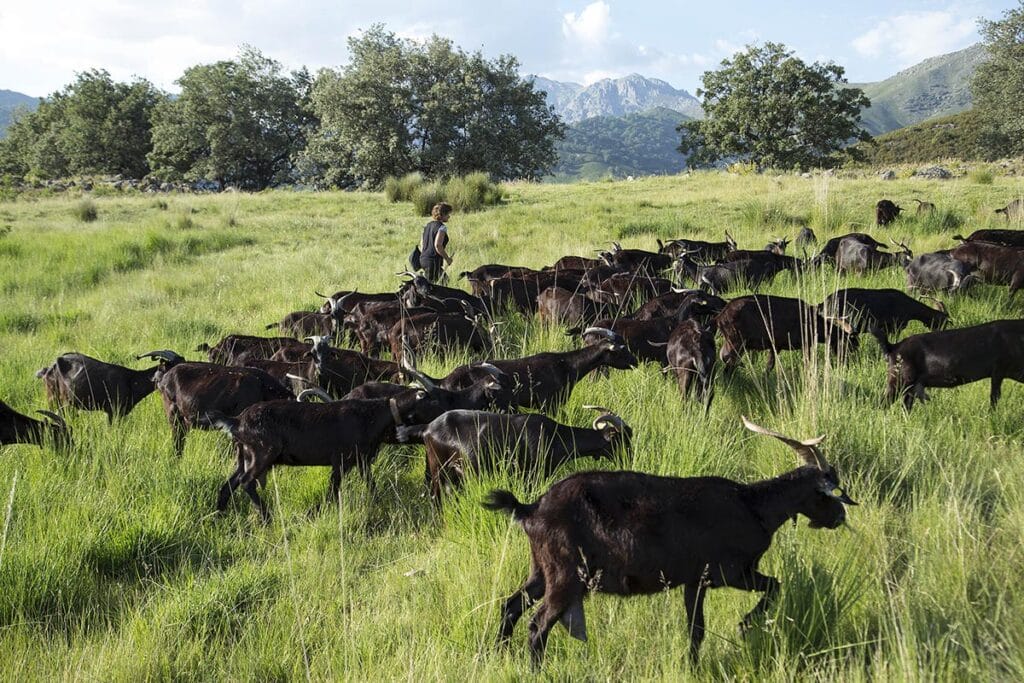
[419,202,453,283]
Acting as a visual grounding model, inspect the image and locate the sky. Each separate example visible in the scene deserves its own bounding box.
[0,0,1015,97]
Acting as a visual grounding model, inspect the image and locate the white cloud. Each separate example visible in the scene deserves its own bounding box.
[562,2,612,45]
[851,9,977,66]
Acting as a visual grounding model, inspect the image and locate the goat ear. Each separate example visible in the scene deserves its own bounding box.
[741,415,828,470]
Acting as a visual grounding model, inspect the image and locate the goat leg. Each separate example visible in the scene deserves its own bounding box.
[990,376,1004,408]
[735,572,780,635]
[497,572,545,646]
[683,582,707,664]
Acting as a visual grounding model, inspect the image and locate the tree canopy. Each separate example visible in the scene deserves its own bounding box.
[972,2,1024,157]
[0,70,162,179]
[303,26,564,188]
[147,48,315,189]
[679,43,871,170]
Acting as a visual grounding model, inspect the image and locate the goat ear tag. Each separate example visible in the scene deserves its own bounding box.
[559,601,588,642]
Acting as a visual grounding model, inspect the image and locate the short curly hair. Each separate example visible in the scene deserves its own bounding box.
[431,202,453,221]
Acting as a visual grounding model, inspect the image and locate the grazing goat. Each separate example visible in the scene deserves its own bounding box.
[599,243,673,275]
[36,350,183,423]
[953,229,1024,248]
[715,295,857,372]
[656,232,736,261]
[950,241,1024,297]
[811,233,887,266]
[386,311,493,365]
[913,198,936,216]
[197,334,308,365]
[290,337,403,398]
[678,257,783,295]
[795,227,817,251]
[663,319,716,407]
[835,238,912,274]
[208,390,441,520]
[545,255,603,271]
[155,361,294,455]
[0,401,68,448]
[820,288,947,335]
[438,336,638,411]
[537,286,607,328]
[630,290,726,322]
[872,320,1024,411]
[876,199,902,226]
[577,319,676,365]
[905,252,979,293]
[400,406,630,502]
[995,199,1023,220]
[485,416,855,666]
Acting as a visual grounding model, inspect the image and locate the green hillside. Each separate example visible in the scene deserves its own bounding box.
[855,44,986,136]
[551,106,689,181]
[855,109,1003,164]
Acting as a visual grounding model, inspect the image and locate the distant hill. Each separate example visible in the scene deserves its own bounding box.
[0,89,38,137]
[854,109,1001,164]
[855,44,986,136]
[531,74,702,123]
[551,107,690,181]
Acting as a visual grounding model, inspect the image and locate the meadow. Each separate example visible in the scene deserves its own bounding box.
[2,171,1024,680]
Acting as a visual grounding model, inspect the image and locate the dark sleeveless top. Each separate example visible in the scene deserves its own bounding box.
[420,220,448,259]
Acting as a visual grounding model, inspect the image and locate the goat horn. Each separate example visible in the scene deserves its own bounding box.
[474,362,506,380]
[647,341,669,347]
[581,327,618,339]
[136,350,184,363]
[36,410,67,428]
[741,415,828,470]
[948,270,962,289]
[285,373,312,385]
[583,405,628,433]
[401,366,437,392]
[296,388,333,403]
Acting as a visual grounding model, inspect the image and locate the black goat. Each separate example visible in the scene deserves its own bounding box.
[905,252,979,293]
[400,406,630,502]
[835,238,912,274]
[438,336,638,412]
[663,319,716,407]
[196,334,309,366]
[208,390,440,520]
[872,320,1024,411]
[155,361,294,455]
[812,233,887,266]
[820,288,948,335]
[715,295,857,372]
[953,228,1024,248]
[289,336,403,398]
[485,416,854,666]
[37,350,183,423]
[656,232,736,261]
[0,400,68,448]
[876,199,902,226]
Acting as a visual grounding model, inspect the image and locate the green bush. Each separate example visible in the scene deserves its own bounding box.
[969,169,994,185]
[74,198,98,222]
[444,172,503,213]
[411,181,445,217]
[384,172,425,202]
[405,173,504,216]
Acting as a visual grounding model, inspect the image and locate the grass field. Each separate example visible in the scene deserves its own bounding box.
[2,172,1024,680]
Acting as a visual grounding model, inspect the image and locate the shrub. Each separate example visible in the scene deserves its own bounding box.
[969,169,994,185]
[444,172,503,213]
[411,181,445,217]
[384,172,424,202]
[74,199,98,222]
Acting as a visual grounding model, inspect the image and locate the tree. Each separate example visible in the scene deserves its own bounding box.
[148,47,314,189]
[304,26,564,187]
[0,70,163,179]
[972,2,1024,156]
[679,43,871,170]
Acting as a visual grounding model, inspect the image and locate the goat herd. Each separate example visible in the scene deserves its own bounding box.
[2,196,1023,666]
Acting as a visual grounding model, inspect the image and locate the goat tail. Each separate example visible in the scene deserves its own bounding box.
[201,411,239,437]
[395,424,428,444]
[483,489,537,522]
[264,322,278,330]
[869,325,894,358]
[458,271,472,280]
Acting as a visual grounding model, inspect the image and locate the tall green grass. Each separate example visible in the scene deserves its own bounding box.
[1,173,1024,679]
